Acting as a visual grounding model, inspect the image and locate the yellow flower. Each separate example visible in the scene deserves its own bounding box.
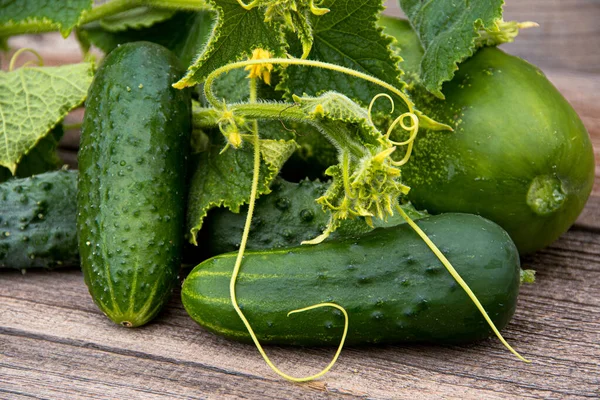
[245,48,274,85]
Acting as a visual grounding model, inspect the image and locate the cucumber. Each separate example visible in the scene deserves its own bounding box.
[198,177,428,258]
[0,169,78,269]
[199,177,329,258]
[381,17,595,254]
[182,213,520,346]
[77,42,191,327]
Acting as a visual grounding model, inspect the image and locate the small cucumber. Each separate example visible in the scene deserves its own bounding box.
[0,170,78,270]
[78,42,191,327]
[198,177,428,258]
[182,213,520,346]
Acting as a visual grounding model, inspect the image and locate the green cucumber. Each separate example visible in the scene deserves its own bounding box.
[0,169,78,270]
[381,17,595,254]
[182,213,520,346]
[77,42,191,327]
[198,177,428,258]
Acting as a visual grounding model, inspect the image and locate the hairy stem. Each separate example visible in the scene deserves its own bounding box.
[201,58,415,114]
[192,102,370,160]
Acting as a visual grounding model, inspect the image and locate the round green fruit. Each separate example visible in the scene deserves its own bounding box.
[400,46,594,254]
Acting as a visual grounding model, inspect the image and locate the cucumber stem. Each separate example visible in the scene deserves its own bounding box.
[395,204,530,363]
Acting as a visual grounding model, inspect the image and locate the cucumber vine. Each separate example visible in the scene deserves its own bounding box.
[196,48,529,381]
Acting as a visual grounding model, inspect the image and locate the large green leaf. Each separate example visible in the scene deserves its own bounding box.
[174,0,286,89]
[0,0,93,37]
[186,131,296,244]
[281,0,407,113]
[0,62,93,174]
[398,0,505,98]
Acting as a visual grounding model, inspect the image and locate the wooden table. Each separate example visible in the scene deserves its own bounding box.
[1,1,599,399]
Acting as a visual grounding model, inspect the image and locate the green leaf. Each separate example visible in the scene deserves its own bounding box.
[398,0,505,98]
[186,131,295,245]
[174,0,286,89]
[258,138,297,171]
[211,67,250,103]
[0,62,93,174]
[99,7,176,32]
[80,11,215,67]
[378,16,423,80]
[0,124,64,183]
[288,6,314,59]
[281,0,406,113]
[0,0,93,37]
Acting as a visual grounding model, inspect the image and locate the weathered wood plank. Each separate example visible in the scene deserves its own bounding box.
[577,195,600,231]
[1,222,599,399]
[0,333,345,400]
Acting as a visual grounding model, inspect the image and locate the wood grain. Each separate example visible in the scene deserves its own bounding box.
[1,196,599,399]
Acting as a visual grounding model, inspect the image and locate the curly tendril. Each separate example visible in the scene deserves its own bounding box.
[8,48,44,72]
[228,72,350,383]
[366,93,420,167]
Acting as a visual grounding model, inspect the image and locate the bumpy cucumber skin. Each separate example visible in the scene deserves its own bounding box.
[200,178,329,257]
[199,177,429,258]
[182,213,520,346]
[0,170,78,269]
[78,42,190,327]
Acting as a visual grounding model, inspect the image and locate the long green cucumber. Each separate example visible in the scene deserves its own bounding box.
[77,42,191,327]
[182,213,520,346]
[0,169,78,269]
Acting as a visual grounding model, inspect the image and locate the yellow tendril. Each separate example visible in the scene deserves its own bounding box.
[395,204,530,363]
[309,0,330,15]
[364,92,420,167]
[367,93,394,126]
[236,0,260,10]
[8,48,44,71]
[228,75,349,382]
[389,112,420,167]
